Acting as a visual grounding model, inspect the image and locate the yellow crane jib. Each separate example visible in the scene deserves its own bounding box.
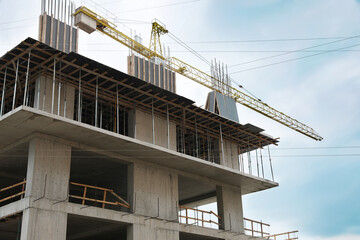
[73,6,323,141]
[150,20,168,58]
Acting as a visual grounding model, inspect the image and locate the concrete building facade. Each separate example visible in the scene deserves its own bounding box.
[0,38,280,240]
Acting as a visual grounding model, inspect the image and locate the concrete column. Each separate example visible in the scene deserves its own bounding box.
[34,74,75,119]
[25,136,71,200]
[217,186,244,233]
[129,109,176,150]
[21,136,71,240]
[127,221,179,240]
[131,162,178,221]
[21,208,67,240]
[222,139,240,170]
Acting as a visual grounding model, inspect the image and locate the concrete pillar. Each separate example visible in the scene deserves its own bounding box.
[21,136,71,240]
[34,74,75,119]
[131,162,178,221]
[25,136,71,200]
[128,109,176,150]
[222,139,240,170]
[21,208,67,240]
[217,186,244,233]
[127,221,179,240]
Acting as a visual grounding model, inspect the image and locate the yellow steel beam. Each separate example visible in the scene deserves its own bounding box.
[73,6,323,141]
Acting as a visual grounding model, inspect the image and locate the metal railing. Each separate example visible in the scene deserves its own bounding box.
[267,231,299,240]
[244,217,270,237]
[178,205,221,228]
[69,182,130,209]
[0,179,26,204]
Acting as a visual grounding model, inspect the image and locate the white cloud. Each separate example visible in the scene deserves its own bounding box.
[303,234,360,240]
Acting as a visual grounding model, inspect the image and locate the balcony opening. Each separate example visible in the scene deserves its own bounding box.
[69,148,130,212]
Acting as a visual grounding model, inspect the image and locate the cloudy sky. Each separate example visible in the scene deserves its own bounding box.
[1,0,360,239]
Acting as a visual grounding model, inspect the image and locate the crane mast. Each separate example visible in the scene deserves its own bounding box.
[73,6,322,141]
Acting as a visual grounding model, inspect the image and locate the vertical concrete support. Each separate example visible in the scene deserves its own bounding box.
[25,136,71,199]
[21,208,67,240]
[217,186,244,233]
[21,136,71,240]
[127,221,179,240]
[222,139,240,170]
[132,163,178,221]
[34,74,75,119]
[129,109,176,150]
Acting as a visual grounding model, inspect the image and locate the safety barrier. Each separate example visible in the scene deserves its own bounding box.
[69,182,130,209]
[244,217,270,237]
[178,205,220,228]
[0,179,26,204]
[267,230,299,240]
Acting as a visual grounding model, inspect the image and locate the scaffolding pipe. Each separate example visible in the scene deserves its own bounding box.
[51,58,56,113]
[63,84,67,117]
[152,98,155,144]
[247,139,252,175]
[260,144,264,178]
[95,76,98,127]
[166,103,170,149]
[77,69,81,122]
[268,146,274,181]
[195,116,198,158]
[182,108,186,153]
[256,149,260,177]
[23,51,31,106]
[116,85,119,134]
[0,67,7,116]
[57,62,61,115]
[219,124,225,164]
[12,59,19,110]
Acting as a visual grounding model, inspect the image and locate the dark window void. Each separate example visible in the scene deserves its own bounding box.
[69,149,130,212]
[0,143,28,207]
[74,91,129,136]
[0,212,23,240]
[176,126,220,164]
[67,214,129,240]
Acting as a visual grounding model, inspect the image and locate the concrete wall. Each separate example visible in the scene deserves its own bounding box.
[131,162,178,221]
[221,139,239,170]
[129,109,176,151]
[128,220,179,240]
[21,208,67,240]
[33,74,75,119]
[21,136,71,240]
[217,186,244,233]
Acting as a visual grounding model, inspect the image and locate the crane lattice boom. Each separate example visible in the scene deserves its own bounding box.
[73,6,322,141]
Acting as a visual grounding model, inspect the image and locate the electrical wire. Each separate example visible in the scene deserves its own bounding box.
[228,35,360,68]
[230,42,360,75]
[162,36,359,44]
[115,0,201,14]
[167,31,211,66]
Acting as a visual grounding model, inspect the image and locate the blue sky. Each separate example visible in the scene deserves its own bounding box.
[1,0,360,239]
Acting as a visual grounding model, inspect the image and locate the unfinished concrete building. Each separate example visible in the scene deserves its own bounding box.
[0,1,302,240]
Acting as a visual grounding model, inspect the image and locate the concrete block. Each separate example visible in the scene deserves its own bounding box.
[217,186,244,233]
[20,208,67,240]
[132,163,178,220]
[25,136,71,200]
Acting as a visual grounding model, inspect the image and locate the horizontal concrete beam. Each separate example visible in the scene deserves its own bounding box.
[0,107,278,194]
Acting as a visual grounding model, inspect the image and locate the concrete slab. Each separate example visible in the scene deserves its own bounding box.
[0,107,278,195]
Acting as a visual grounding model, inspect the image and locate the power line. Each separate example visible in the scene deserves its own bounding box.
[115,0,201,14]
[228,35,360,68]
[271,146,360,150]
[230,42,360,75]
[168,31,211,66]
[163,36,358,44]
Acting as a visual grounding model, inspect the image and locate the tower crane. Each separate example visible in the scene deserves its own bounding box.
[73,6,322,141]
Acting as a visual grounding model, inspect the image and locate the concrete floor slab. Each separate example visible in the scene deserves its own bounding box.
[0,107,278,195]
